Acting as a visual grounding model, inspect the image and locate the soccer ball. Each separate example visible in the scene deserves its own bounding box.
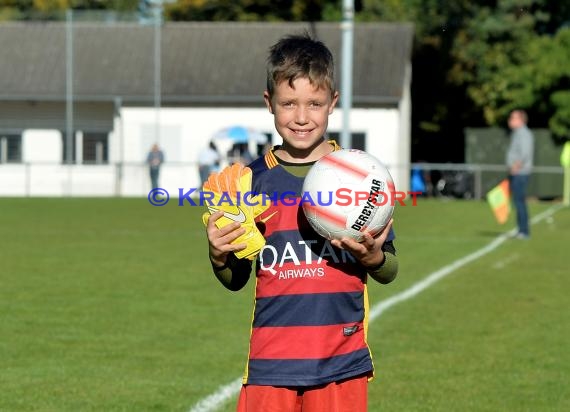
[302,149,395,242]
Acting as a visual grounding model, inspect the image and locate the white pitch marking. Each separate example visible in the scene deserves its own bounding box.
[188,204,563,412]
[491,253,520,269]
[189,378,242,412]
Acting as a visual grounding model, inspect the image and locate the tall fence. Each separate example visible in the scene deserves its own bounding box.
[411,163,564,201]
[0,161,564,200]
[0,161,201,197]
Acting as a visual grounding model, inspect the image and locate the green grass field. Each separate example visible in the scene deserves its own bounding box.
[1,197,568,411]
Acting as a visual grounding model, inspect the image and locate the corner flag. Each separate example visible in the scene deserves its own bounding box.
[487,179,510,224]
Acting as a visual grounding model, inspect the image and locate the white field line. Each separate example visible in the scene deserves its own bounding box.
[491,253,520,269]
[189,378,243,412]
[188,204,563,412]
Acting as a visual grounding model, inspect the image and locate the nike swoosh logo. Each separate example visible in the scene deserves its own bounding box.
[259,211,278,223]
[208,207,246,223]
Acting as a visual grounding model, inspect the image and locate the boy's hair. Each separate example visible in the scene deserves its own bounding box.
[266,33,336,98]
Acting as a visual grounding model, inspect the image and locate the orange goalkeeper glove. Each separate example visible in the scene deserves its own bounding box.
[202,163,268,260]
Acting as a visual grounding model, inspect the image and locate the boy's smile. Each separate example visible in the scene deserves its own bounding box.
[264,77,339,162]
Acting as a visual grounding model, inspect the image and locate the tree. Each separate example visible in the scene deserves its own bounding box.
[449,0,544,123]
[0,0,140,20]
[529,28,570,139]
[449,0,570,139]
[164,0,337,22]
[358,0,483,161]
[360,0,570,159]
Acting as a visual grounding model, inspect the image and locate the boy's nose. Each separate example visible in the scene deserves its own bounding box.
[295,108,308,125]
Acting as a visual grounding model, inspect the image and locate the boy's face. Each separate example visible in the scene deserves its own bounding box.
[264,77,339,155]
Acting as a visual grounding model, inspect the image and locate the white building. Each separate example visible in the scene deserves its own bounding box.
[0,21,414,197]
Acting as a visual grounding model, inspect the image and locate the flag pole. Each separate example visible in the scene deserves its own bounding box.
[340,0,354,149]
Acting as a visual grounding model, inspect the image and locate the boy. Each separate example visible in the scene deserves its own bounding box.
[204,33,398,411]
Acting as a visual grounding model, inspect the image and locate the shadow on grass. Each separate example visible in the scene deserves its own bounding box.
[477,230,509,238]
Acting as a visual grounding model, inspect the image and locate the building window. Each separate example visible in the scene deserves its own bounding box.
[83,132,108,164]
[61,131,109,164]
[327,132,366,150]
[0,134,22,163]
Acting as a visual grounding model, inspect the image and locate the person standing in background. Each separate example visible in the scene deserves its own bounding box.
[147,143,165,189]
[506,109,534,239]
[198,141,220,186]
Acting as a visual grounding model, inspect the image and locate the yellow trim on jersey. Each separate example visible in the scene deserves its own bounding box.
[364,283,376,382]
[264,149,279,169]
[264,139,341,169]
[328,139,342,151]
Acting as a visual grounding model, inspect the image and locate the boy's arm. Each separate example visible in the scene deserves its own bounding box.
[211,253,253,291]
[366,240,398,284]
[331,220,399,284]
[206,210,255,291]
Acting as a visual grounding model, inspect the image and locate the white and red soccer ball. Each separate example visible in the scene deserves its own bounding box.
[302,149,395,242]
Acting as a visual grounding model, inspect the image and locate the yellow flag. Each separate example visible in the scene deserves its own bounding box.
[487,179,510,224]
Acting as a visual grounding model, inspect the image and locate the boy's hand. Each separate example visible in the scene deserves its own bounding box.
[202,164,268,260]
[206,210,247,267]
[330,219,393,268]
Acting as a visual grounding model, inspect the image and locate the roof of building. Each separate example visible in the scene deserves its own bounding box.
[0,21,413,107]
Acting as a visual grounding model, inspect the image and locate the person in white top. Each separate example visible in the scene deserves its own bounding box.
[198,141,220,186]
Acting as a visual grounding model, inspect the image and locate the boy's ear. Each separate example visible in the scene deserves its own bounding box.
[329,91,340,114]
[263,91,274,114]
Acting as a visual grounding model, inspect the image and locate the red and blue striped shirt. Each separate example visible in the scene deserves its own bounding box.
[242,145,392,386]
